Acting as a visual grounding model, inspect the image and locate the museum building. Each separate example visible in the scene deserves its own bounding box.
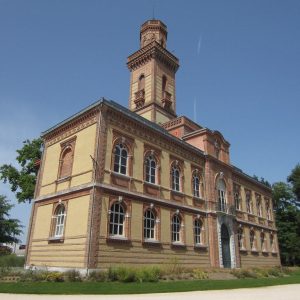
[25,19,280,272]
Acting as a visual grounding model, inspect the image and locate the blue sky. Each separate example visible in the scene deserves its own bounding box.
[0,0,299,243]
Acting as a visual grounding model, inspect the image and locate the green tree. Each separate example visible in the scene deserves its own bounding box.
[0,195,22,244]
[0,138,42,203]
[287,164,300,203]
[273,165,300,266]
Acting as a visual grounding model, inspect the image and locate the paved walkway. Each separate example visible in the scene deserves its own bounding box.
[1,284,300,300]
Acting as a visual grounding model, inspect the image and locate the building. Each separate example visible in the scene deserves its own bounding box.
[25,19,280,272]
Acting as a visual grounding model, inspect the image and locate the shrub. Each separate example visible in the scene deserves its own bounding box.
[88,270,108,282]
[19,270,49,282]
[64,269,82,282]
[162,257,185,276]
[193,268,209,280]
[116,267,137,282]
[231,269,257,279]
[107,267,119,281]
[0,254,25,267]
[46,272,64,282]
[267,267,282,277]
[136,267,161,282]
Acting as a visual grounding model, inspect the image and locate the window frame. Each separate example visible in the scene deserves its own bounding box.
[49,202,67,242]
[194,218,203,245]
[145,154,157,184]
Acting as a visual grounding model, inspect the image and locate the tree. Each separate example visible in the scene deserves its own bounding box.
[272,165,300,266]
[0,138,42,203]
[0,195,22,244]
[287,164,300,203]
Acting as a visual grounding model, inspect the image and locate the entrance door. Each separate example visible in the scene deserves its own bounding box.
[221,224,231,268]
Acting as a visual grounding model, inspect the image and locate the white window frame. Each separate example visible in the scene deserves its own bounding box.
[217,179,226,212]
[145,155,156,184]
[194,219,202,245]
[54,205,66,238]
[171,215,181,242]
[144,209,156,240]
[171,166,180,192]
[109,202,125,237]
[193,175,200,198]
[113,143,128,175]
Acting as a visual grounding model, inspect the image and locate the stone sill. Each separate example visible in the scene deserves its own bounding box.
[106,236,131,244]
[171,242,186,249]
[48,237,64,244]
[142,240,162,247]
[194,244,208,251]
[111,172,131,181]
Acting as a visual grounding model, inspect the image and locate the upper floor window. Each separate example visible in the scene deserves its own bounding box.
[217,178,226,212]
[144,209,156,240]
[171,165,181,192]
[256,195,262,217]
[192,170,203,198]
[53,204,66,238]
[266,200,272,220]
[250,230,256,250]
[171,214,181,243]
[109,202,125,237]
[246,191,253,214]
[234,184,241,210]
[145,154,156,184]
[162,75,167,95]
[113,143,128,175]
[138,74,145,91]
[194,218,202,245]
[58,136,76,180]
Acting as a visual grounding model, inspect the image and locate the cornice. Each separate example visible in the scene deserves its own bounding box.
[127,41,179,72]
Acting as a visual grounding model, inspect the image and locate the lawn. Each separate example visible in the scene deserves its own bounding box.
[0,269,300,295]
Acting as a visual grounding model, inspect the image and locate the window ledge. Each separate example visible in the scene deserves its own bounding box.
[194,244,208,250]
[171,242,186,248]
[107,236,131,244]
[143,240,162,247]
[48,237,64,244]
[193,196,205,202]
[143,181,160,189]
[111,172,131,180]
[171,190,184,196]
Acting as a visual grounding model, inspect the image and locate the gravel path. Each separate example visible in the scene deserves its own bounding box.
[1,284,300,300]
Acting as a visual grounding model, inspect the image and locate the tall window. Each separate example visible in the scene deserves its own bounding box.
[246,191,252,214]
[260,232,265,251]
[270,234,274,252]
[217,179,226,212]
[162,75,167,96]
[53,205,66,238]
[138,74,145,90]
[171,165,180,192]
[256,196,262,217]
[266,200,271,220]
[194,219,202,245]
[113,143,128,175]
[59,148,73,178]
[145,155,156,184]
[171,214,181,242]
[238,227,244,249]
[144,209,156,240]
[109,202,125,236]
[193,174,200,198]
[250,230,255,250]
[234,185,241,210]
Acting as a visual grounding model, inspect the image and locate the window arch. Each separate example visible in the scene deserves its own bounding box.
[138,74,145,91]
[250,229,256,250]
[171,214,182,243]
[52,204,66,238]
[144,209,156,240]
[113,143,128,175]
[260,232,266,252]
[217,178,226,212]
[238,227,245,250]
[194,218,202,245]
[145,154,156,184]
[109,202,125,237]
[171,165,181,192]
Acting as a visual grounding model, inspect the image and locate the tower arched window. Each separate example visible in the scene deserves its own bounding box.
[162,75,167,96]
[113,143,128,175]
[59,147,73,178]
[109,202,125,237]
[144,209,156,240]
[194,218,202,245]
[138,74,145,91]
[53,205,66,238]
[171,165,181,192]
[171,214,181,243]
[145,155,156,184]
[217,178,226,212]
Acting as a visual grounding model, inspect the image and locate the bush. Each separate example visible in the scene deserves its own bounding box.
[0,254,25,267]
[88,270,108,282]
[136,267,161,282]
[193,268,209,280]
[116,267,137,282]
[46,272,64,282]
[162,257,185,276]
[64,269,82,282]
[19,270,49,282]
[231,269,257,279]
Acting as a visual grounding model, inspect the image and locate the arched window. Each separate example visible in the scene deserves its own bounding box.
[266,200,272,220]
[171,214,181,242]
[171,165,181,192]
[109,202,125,236]
[250,230,255,250]
[260,232,265,252]
[194,219,202,245]
[246,191,252,214]
[138,74,145,91]
[256,196,262,217]
[193,174,200,198]
[238,227,244,249]
[144,209,156,240]
[217,178,226,212]
[59,147,73,178]
[234,185,241,210]
[113,143,128,175]
[145,155,156,184]
[53,205,66,238]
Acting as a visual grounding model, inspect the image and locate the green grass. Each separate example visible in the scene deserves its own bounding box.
[0,269,300,295]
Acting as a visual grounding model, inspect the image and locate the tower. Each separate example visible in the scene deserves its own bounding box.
[127,20,179,124]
